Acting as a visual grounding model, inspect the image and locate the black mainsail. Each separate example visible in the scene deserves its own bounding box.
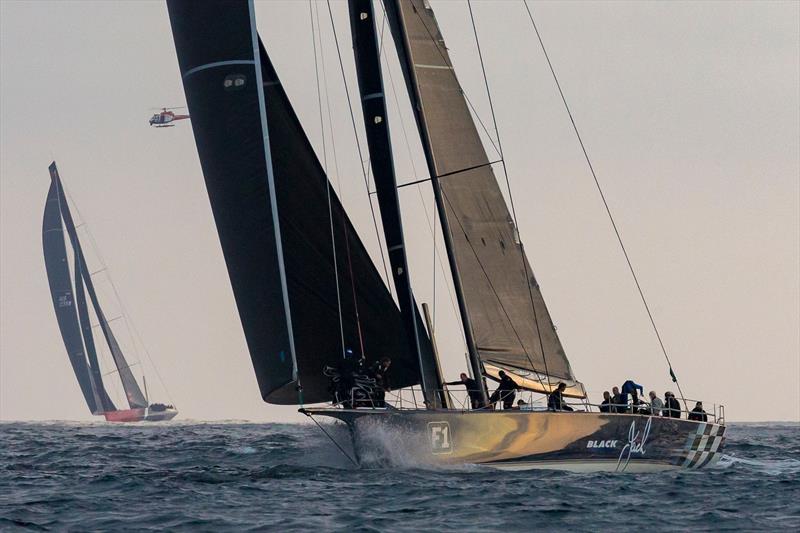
[168,0,423,404]
[385,0,584,396]
[45,162,151,413]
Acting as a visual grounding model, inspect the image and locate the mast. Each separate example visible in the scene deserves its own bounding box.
[384,0,488,404]
[347,0,444,408]
[422,302,450,408]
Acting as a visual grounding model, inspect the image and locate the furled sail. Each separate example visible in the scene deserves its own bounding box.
[386,0,584,396]
[50,163,148,409]
[168,0,422,404]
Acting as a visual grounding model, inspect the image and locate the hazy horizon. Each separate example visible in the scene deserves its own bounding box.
[1,0,798,423]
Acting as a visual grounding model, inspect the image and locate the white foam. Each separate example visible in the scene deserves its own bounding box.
[715,454,800,475]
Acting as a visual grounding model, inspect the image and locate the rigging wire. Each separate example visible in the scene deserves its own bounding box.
[522,0,687,406]
[324,0,393,299]
[324,0,370,357]
[301,410,359,466]
[466,0,553,391]
[310,0,346,360]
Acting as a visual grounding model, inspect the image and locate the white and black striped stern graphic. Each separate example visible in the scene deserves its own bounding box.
[677,423,726,469]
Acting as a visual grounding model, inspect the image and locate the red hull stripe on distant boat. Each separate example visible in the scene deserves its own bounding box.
[104,409,146,422]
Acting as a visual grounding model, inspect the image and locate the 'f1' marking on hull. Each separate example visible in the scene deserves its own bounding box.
[429,422,453,454]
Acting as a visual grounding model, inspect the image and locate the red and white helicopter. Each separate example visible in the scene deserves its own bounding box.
[148,106,190,128]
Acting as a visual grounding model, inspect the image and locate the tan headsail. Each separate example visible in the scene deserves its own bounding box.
[386,0,584,396]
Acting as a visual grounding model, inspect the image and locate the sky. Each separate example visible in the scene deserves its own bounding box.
[1,0,798,423]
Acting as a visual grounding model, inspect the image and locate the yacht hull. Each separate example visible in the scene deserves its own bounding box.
[304,409,725,472]
[103,408,179,423]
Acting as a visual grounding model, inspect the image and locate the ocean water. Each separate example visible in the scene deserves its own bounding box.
[1,421,797,531]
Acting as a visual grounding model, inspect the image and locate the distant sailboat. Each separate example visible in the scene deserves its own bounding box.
[42,162,177,423]
[168,0,725,471]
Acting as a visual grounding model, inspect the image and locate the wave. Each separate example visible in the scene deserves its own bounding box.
[715,454,800,475]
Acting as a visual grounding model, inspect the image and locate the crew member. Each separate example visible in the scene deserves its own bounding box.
[445,373,484,409]
[620,379,644,408]
[688,401,708,422]
[547,382,574,411]
[664,391,681,418]
[599,391,613,413]
[648,391,664,416]
[489,370,518,410]
[369,357,392,407]
[611,386,625,413]
[333,348,361,408]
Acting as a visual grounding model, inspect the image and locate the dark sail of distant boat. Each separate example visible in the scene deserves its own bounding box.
[42,162,177,422]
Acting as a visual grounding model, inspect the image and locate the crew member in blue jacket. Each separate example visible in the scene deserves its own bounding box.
[620,379,644,409]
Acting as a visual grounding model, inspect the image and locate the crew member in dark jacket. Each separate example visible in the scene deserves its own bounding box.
[611,386,625,413]
[445,373,484,409]
[548,382,574,411]
[331,348,364,408]
[489,371,518,410]
[599,391,613,413]
[688,401,708,422]
[369,357,392,407]
[664,391,681,418]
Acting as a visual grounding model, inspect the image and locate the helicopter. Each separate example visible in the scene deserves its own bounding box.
[149,106,190,127]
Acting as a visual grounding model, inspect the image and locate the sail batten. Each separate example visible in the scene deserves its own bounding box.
[386,0,582,392]
[168,0,422,405]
